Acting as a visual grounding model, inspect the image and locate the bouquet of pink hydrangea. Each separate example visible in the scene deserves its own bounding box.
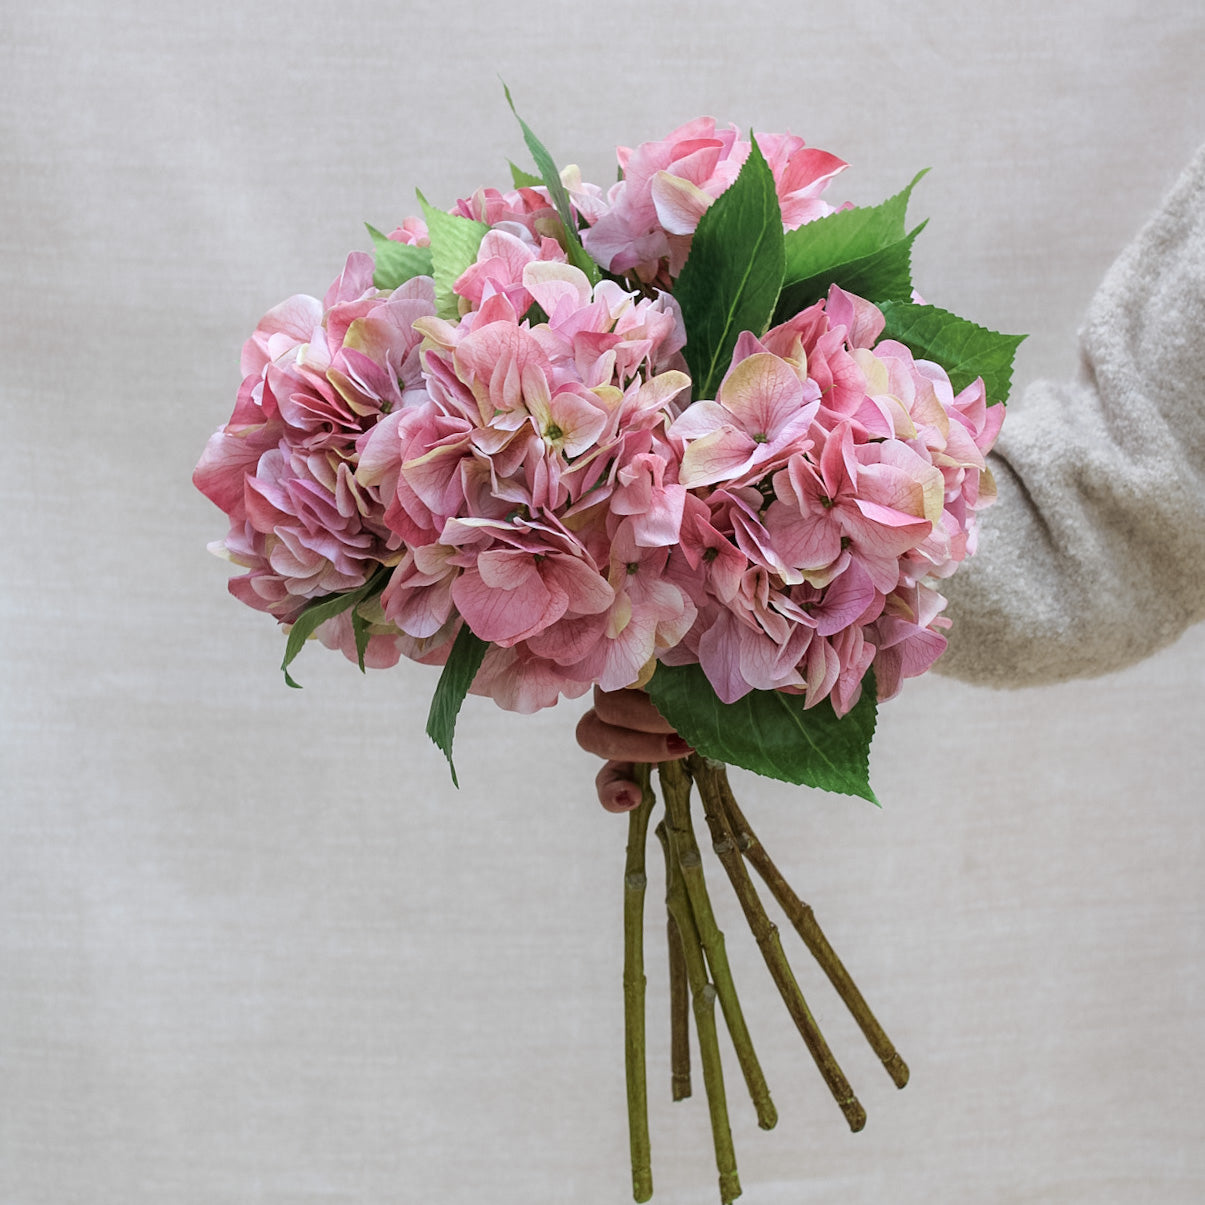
[196,96,1020,1203]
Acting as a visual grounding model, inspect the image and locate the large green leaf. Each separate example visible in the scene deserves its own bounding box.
[280,569,388,688]
[417,193,490,320]
[781,170,926,286]
[425,625,490,788]
[646,662,879,804]
[772,171,927,322]
[877,300,1025,404]
[675,138,785,401]
[502,84,600,284]
[773,223,925,323]
[365,223,434,290]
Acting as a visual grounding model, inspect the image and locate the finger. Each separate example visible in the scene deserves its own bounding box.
[596,761,642,813]
[592,685,677,735]
[576,708,693,765]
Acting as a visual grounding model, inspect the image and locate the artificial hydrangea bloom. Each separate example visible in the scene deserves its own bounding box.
[582,119,848,282]
[661,286,999,713]
[194,256,436,620]
[197,127,1001,721]
[353,260,698,707]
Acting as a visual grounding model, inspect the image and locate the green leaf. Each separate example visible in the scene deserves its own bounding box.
[418,192,490,320]
[675,137,785,401]
[365,223,434,290]
[774,222,926,323]
[646,662,879,804]
[781,170,927,285]
[877,300,1026,404]
[502,82,601,286]
[502,83,577,242]
[772,171,929,322]
[509,160,543,190]
[280,569,387,688]
[351,607,371,673]
[425,625,490,788]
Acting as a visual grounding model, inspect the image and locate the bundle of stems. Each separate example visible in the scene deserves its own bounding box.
[622,755,909,1204]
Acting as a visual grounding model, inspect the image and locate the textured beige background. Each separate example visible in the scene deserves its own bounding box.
[2,1,1203,1202]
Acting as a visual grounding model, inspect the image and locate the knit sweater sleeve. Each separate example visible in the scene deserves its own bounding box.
[934,144,1205,687]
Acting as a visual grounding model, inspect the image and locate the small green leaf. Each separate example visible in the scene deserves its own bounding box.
[675,137,785,401]
[280,568,388,688]
[365,223,434,290]
[509,160,543,190]
[418,192,490,320]
[774,222,925,323]
[502,84,577,242]
[502,82,601,286]
[425,625,490,788]
[878,300,1026,404]
[351,607,371,673]
[646,662,879,803]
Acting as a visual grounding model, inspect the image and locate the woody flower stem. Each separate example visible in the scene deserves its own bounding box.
[687,755,866,1130]
[655,817,741,1205]
[623,765,656,1203]
[667,908,692,1101]
[658,760,777,1133]
[700,758,910,1091]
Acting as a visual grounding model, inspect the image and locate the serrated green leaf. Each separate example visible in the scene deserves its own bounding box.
[878,300,1026,404]
[781,170,927,285]
[280,568,388,688]
[365,223,434,290]
[417,193,490,320]
[773,222,925,323]
[646,662,879,803]
[425,624,490,788]
[509,160,543,190]
[502,83,601,286]
[675,137,785,401]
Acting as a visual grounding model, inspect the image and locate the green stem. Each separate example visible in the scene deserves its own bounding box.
[688,756,867,1131]
[659,760,777,1132]
[667,910,692,1101]
[623,765,655,1203]
[717,771,910,1091]
[656,820,741,1205]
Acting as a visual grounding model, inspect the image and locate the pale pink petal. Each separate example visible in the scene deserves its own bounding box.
[678,426,758,488]
[650,171,714,235]
[717,353,809,440]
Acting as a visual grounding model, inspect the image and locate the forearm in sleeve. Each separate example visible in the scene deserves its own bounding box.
[936,144,1205,687]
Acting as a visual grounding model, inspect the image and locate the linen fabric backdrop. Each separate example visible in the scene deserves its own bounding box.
[2,2,1203,1202]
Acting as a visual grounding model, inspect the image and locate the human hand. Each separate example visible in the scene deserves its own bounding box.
[574,685,692,812]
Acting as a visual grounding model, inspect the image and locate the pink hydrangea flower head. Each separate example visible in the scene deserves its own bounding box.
[582,119,847,283]
[583,117,749,280]
[198,256,438,622]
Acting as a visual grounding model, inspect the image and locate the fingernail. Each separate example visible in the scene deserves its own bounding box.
[666,736,693,755]
[615,789,640,811]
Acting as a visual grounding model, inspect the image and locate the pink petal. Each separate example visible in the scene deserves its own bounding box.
[678,425,758,488]
[718,353,809,441]
[650,171,714,235]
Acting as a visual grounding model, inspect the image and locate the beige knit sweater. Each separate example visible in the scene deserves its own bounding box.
[936,145,1205,687]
